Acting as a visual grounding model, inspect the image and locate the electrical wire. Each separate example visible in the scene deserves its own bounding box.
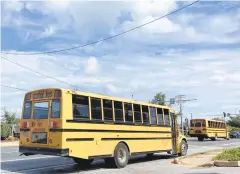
[1,0,199,55]
[1,84,28,91]
[1,56,80,90]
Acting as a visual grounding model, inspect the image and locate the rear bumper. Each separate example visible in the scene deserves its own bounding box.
[19,146,69,157]
[189,134,208,138]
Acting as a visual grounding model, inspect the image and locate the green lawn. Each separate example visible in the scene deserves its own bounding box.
[213,147,240,161]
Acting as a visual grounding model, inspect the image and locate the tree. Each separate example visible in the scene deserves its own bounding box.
[1,107,20,125]
[213,117,224,121]
[150,92,166,105]
[228,116,240,128]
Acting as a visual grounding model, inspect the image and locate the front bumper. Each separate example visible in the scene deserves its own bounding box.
[19,146,69,157]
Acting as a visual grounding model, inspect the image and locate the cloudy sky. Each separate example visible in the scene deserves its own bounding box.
[1,0,240,119]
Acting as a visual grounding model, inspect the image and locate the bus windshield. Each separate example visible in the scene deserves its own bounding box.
[33,102,49,119]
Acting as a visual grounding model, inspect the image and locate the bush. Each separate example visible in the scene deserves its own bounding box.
[213,147,240,161]
[227,125,240,132]
[1,123,12,139]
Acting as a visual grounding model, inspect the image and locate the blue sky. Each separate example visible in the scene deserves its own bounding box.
[1,0,240,119]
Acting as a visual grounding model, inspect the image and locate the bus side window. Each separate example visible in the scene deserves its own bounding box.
[72,95,89,120]
[133,104,142,123]
[163,109,170,126]
[157,108,164,125]
[114,101,123,122]
[124,103,133,123]
[142,105,149,124]
[91,98,102,120]
[103,99,113,122]
[150,107,157,125]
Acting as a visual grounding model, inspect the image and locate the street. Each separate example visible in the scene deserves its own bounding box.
[1,138,240,174]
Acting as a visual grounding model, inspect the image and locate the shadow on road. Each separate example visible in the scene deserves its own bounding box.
[1,154,176,174]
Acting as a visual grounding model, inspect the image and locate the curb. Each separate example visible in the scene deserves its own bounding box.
[214,160,240,167]
[1,141,19,147]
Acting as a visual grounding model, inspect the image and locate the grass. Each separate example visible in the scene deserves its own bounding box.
[213,147,240,161]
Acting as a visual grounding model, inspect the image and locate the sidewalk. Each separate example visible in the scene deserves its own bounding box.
[172,149,223,167]
[1,141,19,147]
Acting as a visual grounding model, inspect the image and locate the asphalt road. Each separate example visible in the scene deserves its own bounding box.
[1,138,240,174]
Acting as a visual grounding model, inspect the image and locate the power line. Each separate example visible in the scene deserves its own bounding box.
[1,56,80,90]
[1,0,199,56]
[1,84,28,91]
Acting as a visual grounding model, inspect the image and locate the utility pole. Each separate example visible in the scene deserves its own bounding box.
[190,113,193,120]
[176,95,197,135]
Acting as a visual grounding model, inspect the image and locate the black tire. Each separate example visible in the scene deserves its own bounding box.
[210,137,216,141]
[178,140,188,156]
[197,137,204,141]
[105,143,129,168]
[72,158,93,168]
[146,153,154,158]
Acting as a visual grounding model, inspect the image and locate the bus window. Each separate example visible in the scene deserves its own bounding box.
[163,109,170,126]
[202,120,206,127]
[124,103,133,123]
[114,101,123,122]
[33,102,49,119]
[157,108,164,125]
[133,104,141,123]
[72,95,89,120]
[51,99,60,118]
[150,107,157,125]
[91,98,102,120]
[142,106,149,124]
[103,99,113,121]
[195,122,201,127]
[23,101,32,119]
[190,120,194,127]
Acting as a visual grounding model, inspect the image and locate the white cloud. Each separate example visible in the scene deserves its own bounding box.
[1,1,240,118]
[84,57,101,74]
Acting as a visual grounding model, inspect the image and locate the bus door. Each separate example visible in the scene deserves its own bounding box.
[170,113,177,155]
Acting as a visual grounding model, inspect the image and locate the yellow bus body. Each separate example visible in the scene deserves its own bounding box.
[189,118,229,141]
[19,88,187,168]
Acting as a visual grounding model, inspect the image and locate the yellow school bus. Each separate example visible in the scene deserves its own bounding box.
[189,119,229,141]
[19,88,188,168]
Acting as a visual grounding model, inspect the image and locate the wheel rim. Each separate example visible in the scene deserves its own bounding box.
[181,143,187,154]
[118,148,127,163]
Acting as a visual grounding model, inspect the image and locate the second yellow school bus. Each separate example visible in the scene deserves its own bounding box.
[19,88,188,168]
[189,119,229,141]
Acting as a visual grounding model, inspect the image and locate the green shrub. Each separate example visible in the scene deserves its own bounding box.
[227,125,240,132]
[1,123,12,139]
[213,147,240,161]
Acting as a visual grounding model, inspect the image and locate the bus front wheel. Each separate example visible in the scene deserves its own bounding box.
[198,137,204,141]
[72,158,93,168]
[178,140,188,156]
[105,142,129,168]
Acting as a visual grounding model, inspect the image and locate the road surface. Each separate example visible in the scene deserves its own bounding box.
[1,138,240,174]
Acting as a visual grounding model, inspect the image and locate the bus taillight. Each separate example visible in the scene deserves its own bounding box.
[23,121,29,128]
[51,121,58,128]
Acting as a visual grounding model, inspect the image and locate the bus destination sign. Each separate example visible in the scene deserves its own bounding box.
[33,90,53,99]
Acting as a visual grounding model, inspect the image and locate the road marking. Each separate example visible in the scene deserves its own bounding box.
[0,151,18,154]
[0,156,59,163]
[222,142,240,146]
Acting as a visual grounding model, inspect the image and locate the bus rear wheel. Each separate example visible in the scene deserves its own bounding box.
[72,158,93,168]
[198,137,204,141]
[105,142,129,168]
